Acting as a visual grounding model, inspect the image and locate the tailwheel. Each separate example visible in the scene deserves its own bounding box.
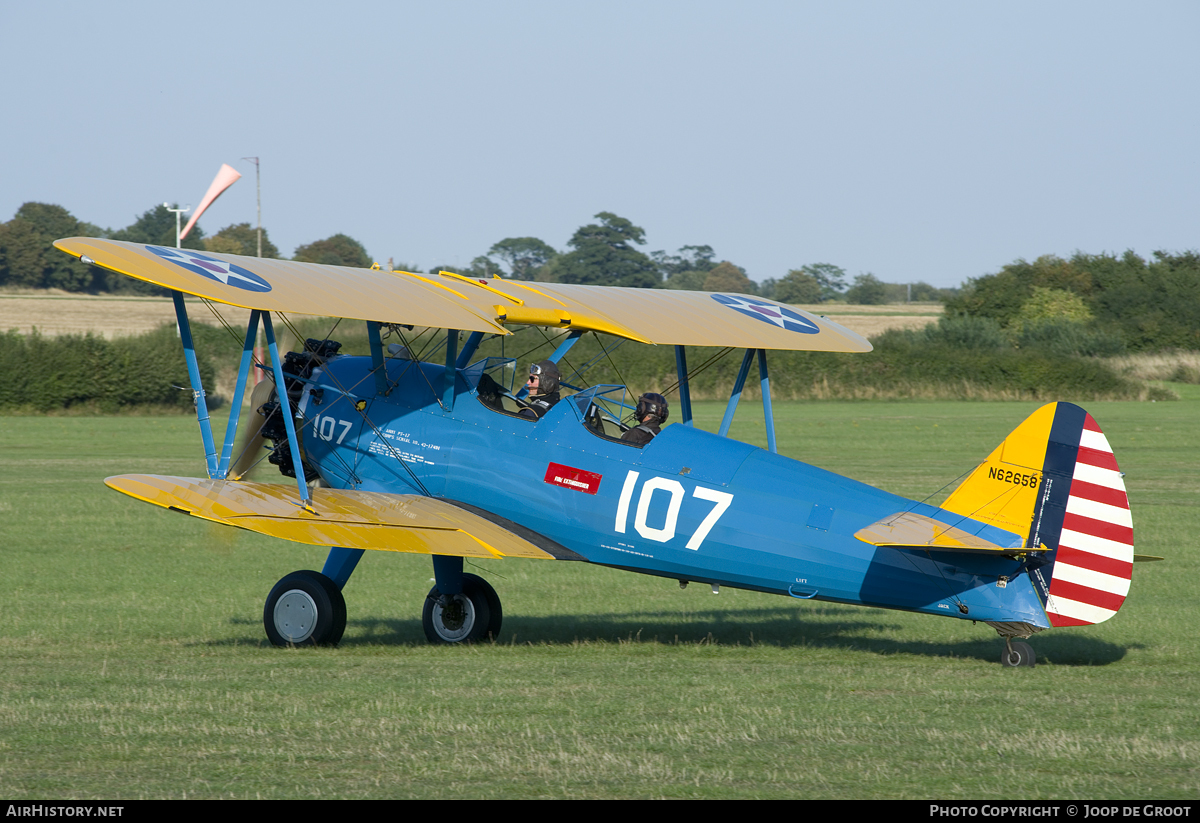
[422,573,502,644]
[1001,639,1036,668]
[264,570,347,647]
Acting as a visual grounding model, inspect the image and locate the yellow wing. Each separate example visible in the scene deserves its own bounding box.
[55,237,871,353]
[107,474,561,560]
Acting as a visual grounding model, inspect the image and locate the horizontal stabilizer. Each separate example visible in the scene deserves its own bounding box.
[855,511,1026,554]
[106,474,557,560]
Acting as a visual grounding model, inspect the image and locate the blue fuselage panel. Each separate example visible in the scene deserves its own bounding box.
[298,356,1048,628]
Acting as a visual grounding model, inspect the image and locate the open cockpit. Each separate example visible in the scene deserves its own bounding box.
[465,357,648,445]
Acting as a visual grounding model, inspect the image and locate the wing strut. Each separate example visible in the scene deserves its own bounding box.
[456,330,487,370]
[367,321,388,395]
[443,329,458,411]
[674,346,694,427]
[716,348,777,454]
[172,294,269,481]
[217,309,262,478]
[718,349,755,438]
[172,291,219,478]
[758,348,777,454]
[262,312,312,507]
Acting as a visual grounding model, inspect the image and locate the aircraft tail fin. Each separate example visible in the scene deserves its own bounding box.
[941,402,1133,627]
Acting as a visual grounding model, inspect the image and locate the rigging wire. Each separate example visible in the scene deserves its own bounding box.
[390,326,450,410]
[300,340,434,495]
[509,327,571,369]
[195,301,1006,616]
[566,337,627,387]
[896,547,970,614]
[885,461,1036,553]
[658,345,736,401]
[279,316,436,495]
[182,305,433,493]
[593,335,630,399]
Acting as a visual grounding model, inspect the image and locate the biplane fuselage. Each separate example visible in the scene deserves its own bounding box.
[299,353,1047,627]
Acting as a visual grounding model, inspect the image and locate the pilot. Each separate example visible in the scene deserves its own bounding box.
[621,392,668,446]
[520,360,561,420]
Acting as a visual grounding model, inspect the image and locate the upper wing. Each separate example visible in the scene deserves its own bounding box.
[107,474,563,560]
[55,237,871,352]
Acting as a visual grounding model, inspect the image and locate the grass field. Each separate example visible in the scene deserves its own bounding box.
[1,392,1196,799]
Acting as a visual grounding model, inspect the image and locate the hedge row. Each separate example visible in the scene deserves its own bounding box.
[472,323,1153,402]
[0,326,216,412]
[0,315,1161,414]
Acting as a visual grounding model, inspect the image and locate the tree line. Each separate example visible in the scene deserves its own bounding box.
[943,251,1200,353]
[1,202,952,304]
[0,201,372,295]
[5,201,1197,352]
[414,211,955,305]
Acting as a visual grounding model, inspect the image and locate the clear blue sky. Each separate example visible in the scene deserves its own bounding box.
[3,1,1196,288]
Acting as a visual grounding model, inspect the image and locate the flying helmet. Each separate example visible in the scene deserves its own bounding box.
[529,360,560,395]
[636,392,668,425]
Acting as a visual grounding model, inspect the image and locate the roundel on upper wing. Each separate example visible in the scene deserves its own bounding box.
[711,294,820,334]
[146,246,272,292]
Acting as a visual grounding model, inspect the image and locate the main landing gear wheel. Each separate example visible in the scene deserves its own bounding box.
[264,570,347,647]
[422,573,502,644]
[1001,640,1036,668]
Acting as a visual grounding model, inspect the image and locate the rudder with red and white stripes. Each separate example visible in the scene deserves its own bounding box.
[1043,412,1134,627]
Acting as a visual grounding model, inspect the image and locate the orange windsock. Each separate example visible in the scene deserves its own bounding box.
[179,163,242,241]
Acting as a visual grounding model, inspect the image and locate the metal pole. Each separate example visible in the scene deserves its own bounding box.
[241,156,264,385]
[241,156,262,257]
[164,203,190,249]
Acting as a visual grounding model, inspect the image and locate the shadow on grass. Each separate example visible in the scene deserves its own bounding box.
[229,603,1129,665]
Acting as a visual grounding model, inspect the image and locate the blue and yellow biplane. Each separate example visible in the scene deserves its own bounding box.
[55,238,1143,666]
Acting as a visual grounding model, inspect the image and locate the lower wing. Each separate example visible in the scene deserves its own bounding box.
[106,474,559,560]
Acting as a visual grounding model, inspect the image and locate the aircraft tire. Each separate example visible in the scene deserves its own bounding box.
[264,570,347,647]
[422,573,502,644]
[1001,641,1036,668]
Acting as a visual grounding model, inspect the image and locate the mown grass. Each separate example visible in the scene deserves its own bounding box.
[0,393,1196,799]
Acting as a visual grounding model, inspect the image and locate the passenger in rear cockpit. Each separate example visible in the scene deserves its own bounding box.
[621,392,668,446]
[519,360,561,420]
